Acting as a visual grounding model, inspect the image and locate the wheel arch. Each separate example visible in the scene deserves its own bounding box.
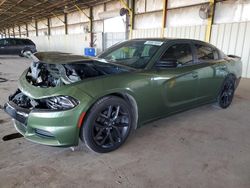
[108,92,139,130]
[216,72,236,109]
[225,73,237,88]
[216,72,236,97]
[226,73,236,80]
[80,91,139,134]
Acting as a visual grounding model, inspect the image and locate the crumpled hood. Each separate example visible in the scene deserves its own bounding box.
[33,51,93,64]
[18,69,91,99]
[22,51,131,89]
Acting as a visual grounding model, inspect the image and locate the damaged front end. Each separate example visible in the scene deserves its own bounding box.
[3,88,87,146]
[26,62,82,87]
[4,89,79,124]
[3,51,130,146]
[24,51,130,88]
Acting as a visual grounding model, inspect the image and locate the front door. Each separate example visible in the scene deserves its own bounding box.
[149,42,199,117]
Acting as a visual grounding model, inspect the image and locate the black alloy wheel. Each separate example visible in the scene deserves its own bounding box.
[81,96,133,153]
[218,76,235,108]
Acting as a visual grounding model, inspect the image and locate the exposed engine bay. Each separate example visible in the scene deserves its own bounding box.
[7,52,131,112]
[24,52,130,88]
[26,61,129,87]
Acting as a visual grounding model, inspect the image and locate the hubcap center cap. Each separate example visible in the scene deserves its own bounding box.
[107,121,114,127]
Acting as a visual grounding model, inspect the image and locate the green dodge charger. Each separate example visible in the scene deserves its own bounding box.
[4,38,242,153]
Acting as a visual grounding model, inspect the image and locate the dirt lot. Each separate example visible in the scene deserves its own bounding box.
[0,55,250,188]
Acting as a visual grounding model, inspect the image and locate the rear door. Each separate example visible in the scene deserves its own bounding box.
[9,39,21,54]
[192,42,225,102]
[14,39,25,54]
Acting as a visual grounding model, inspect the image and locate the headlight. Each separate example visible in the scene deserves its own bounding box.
[46,96,79,110]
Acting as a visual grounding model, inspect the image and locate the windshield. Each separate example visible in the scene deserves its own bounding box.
[98,40,163,69]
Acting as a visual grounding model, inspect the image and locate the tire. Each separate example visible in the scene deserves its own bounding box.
[217,75,236,109]
[80,96,133,153]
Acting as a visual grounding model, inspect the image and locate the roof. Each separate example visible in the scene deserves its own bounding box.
[0,37,32,40]
[131,38,170,42]
[0,0,110,31]
[131,37,207,43]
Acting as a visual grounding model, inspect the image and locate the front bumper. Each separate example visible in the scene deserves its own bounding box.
[4,98,89,147]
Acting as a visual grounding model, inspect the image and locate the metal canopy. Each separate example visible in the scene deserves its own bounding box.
[0,0,108,30]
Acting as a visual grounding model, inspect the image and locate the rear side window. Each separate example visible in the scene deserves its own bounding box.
[8,39,17,45]
[16,39,24,45]
[23,39,34,45]
[195,44,219,61]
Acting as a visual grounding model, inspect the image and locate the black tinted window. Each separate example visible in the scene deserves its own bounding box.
[159,43,193,67]
[15,39,24,45]
[195,44,219,61]
[8,39,16,45]
[0,39,10,45]
[23,39,34,45]
[0,39,5,45]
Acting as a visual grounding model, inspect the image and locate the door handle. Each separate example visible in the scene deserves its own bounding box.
[192,72,198,79]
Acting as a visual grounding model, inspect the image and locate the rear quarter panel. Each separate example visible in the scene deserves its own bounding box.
[225,56,242,80]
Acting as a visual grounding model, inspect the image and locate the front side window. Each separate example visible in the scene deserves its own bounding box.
[99,40,162,69]
[157,43,193,68]
[195,44,219,61]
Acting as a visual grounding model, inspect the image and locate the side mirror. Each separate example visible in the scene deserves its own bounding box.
[155,59,178,68]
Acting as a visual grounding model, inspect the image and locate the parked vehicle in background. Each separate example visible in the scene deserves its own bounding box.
[0,38,36,55]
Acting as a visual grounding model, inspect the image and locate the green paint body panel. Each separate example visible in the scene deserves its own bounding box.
[7,39,242,147]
